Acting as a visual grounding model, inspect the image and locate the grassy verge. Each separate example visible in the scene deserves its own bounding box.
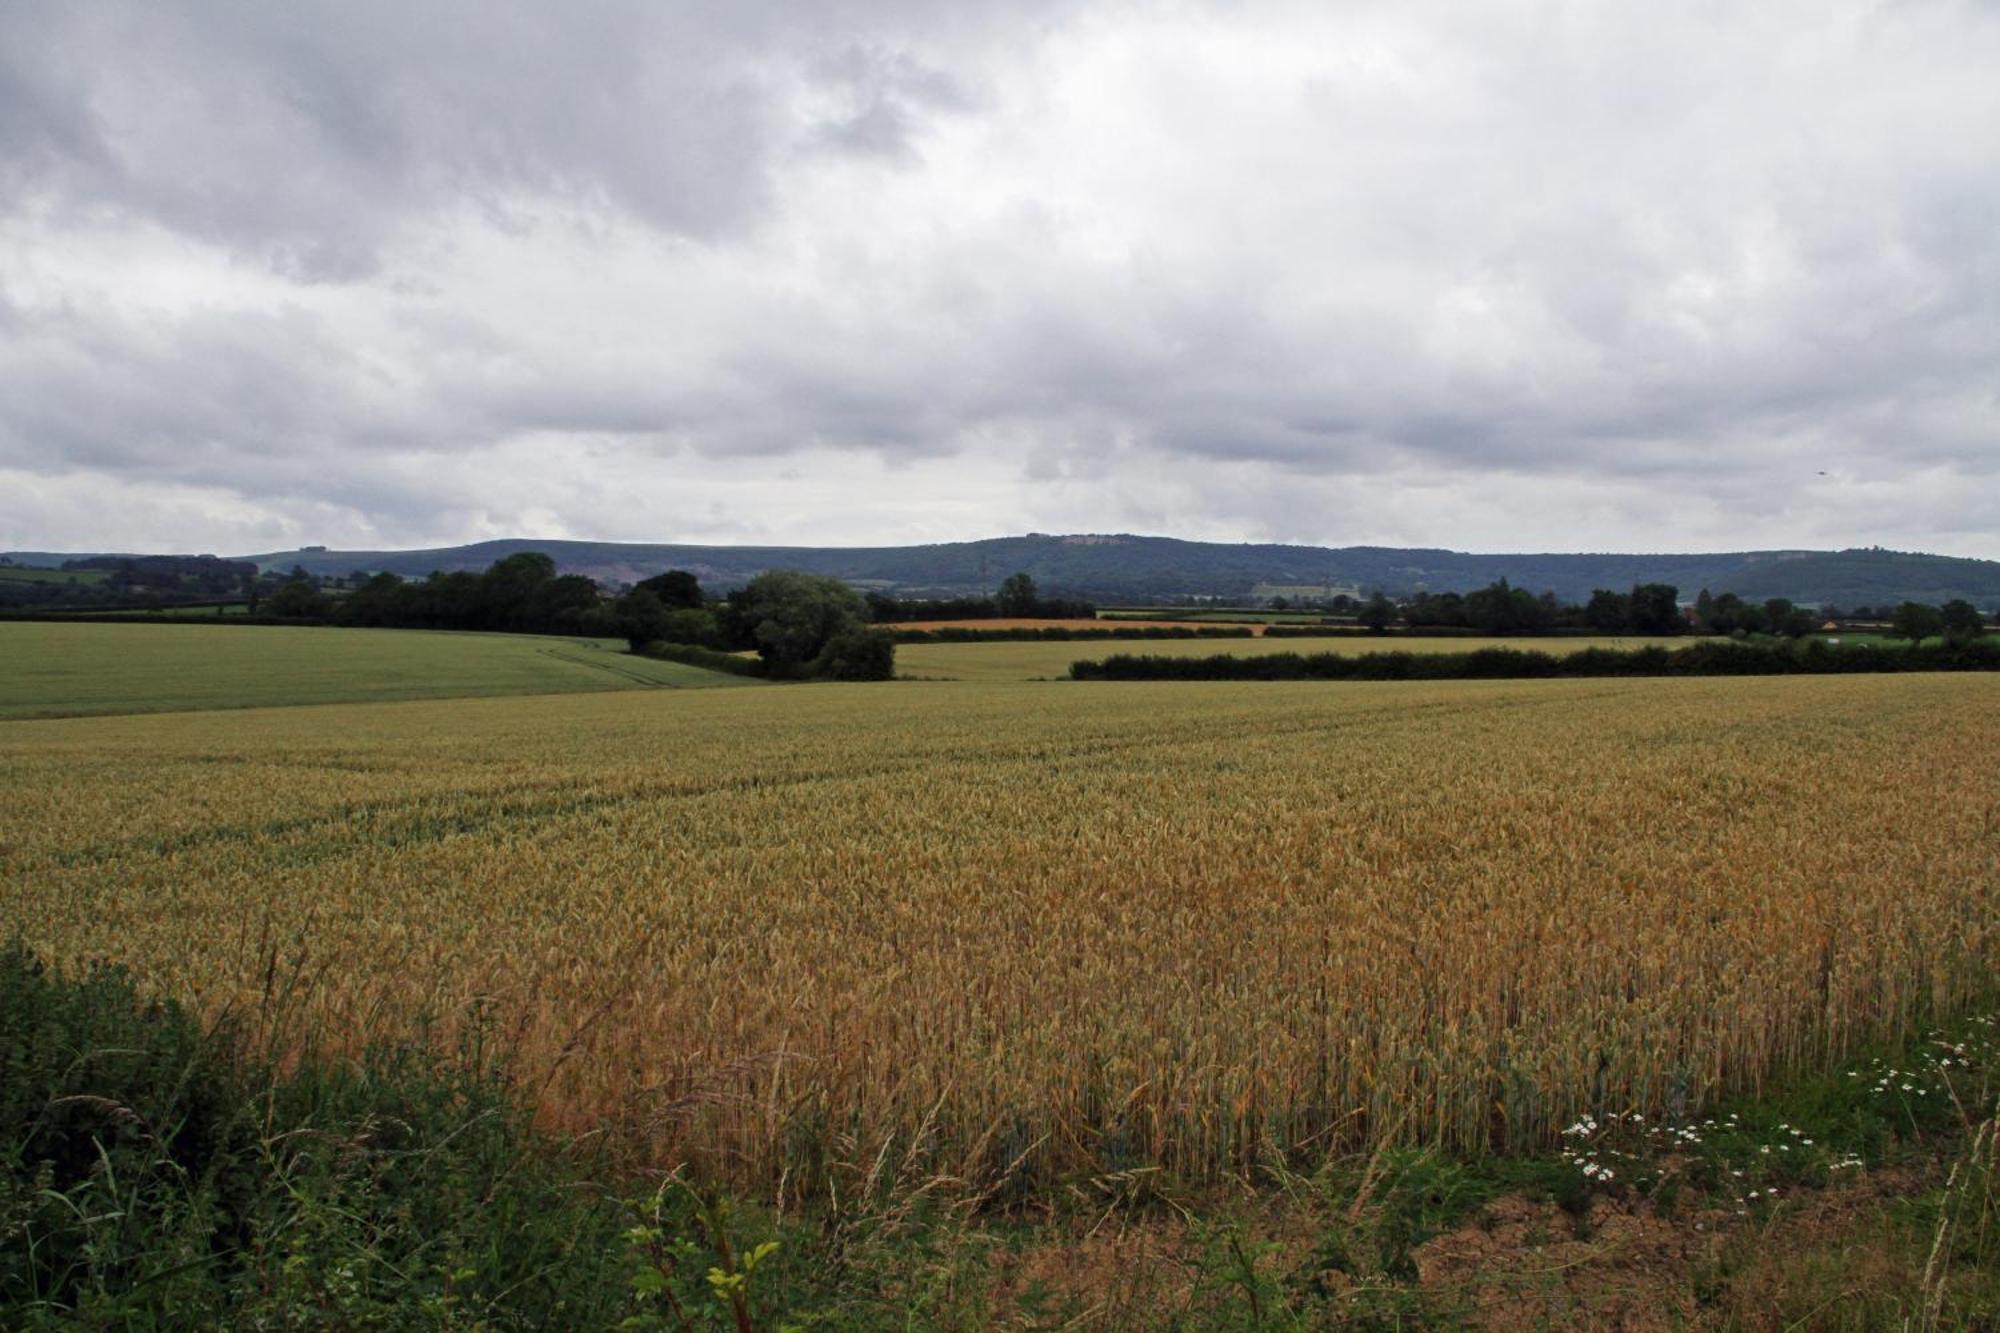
[7,939,1995,1329]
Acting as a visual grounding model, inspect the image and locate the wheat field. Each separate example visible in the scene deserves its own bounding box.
[4,669,1996,1197]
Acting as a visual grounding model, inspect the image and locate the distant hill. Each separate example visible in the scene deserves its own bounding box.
[8,536,1999,608]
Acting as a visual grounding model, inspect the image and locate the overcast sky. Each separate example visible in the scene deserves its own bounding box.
[2,2,1996,557]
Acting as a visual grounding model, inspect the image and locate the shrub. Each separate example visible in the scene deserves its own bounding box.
[813,628,897,681]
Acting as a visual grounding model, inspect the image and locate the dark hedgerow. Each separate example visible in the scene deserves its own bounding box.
[637,639,771,677]
[1069,638,2000,681]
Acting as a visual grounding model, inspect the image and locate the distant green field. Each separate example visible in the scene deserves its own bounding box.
[896,634,1706,681]
[0,622,756,719]
[0,565,107,585]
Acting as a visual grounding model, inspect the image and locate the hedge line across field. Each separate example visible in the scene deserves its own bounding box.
[636,640,771,677]
[887,625,1256,643]
[1069,638,2000,681]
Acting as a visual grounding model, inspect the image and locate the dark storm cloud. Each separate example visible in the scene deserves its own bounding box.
[0,1,1996,554]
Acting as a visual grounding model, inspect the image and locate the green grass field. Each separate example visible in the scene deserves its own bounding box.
[896,633,1705,680]
[0,622,756,719]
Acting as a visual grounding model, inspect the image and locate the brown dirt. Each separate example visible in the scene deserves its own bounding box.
[973,1164,1944,1330]
[1410,1164,1937,1331]
[985,1213,1201,1324]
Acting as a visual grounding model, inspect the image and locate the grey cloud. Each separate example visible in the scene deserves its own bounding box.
[0,3,1029,273]
[806,44,977,160]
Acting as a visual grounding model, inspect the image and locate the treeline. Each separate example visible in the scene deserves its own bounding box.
[1341,579,1998,640]
[0,555,259,609]
[1071,638,2000,682]
[299,555,897,680]
[60,554,256,588]
[318,554,607,633]
[1396,581,1689,634]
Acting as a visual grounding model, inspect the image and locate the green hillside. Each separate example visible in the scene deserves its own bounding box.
[10,536,1998,607]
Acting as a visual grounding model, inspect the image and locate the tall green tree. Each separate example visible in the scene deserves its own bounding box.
[1626,583,1683,635]
[267,578,330,618]
[1890,601,1944,645]
[1939,599,1986,646]
[734,570,872,673]
[1584,589,1630,632]
[1463,580,1549,634]
[613,588,668,650]
[997,572,1038,617]
[1762,598,1814,638]
[634,569,704,610]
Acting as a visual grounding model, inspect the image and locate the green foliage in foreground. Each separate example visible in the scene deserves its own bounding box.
[1072,637,2000,681]
[4,942,1996,1329]
[0,942,637,1328]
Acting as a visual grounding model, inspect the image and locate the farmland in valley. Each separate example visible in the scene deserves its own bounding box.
[5,649,1995,1201]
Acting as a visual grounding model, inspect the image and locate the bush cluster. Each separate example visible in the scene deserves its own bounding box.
[638,630,897,681]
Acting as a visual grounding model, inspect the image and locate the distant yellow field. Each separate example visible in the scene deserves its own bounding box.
[896,633,1703,680]
[893,616,1246,632]
[6,670,1994,1196]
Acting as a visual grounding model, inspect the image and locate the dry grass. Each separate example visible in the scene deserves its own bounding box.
[3,674,1996,1200]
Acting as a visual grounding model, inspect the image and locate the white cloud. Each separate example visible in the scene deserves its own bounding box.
[1,0,1995,555]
